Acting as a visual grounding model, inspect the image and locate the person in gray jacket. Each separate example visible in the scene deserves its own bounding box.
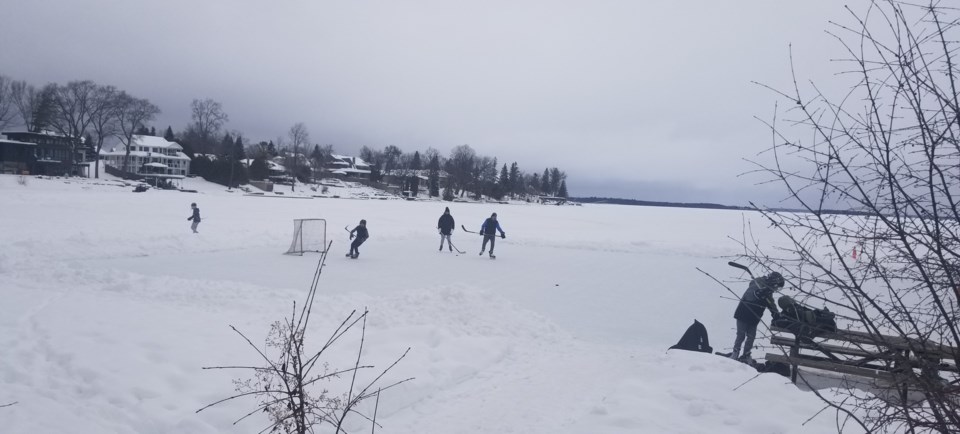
[727,271,784,362]
[187,203,201,233]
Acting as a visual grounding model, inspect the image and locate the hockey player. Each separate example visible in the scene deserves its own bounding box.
[478,212,506,258]
[437,207,455,251]
[726,271,785,362]
[346,219,369,259]
[187,202,201,233]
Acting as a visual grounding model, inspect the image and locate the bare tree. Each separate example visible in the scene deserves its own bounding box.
[47,80,101,174]
[446,144,476,196]
[115,93,160,173]
[190,98,229,154]
[0,74,17,131]
[381,145,402,175]
[744,1,960,432]
[88,85,120,178]
[288,122,309,191]
[198,247,412,434]
[10,81,54,133]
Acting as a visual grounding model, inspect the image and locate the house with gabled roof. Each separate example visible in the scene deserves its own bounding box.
[326,154,371,179]
[100,135,191,180]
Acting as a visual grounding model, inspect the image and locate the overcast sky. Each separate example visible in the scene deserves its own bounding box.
[0,0,851,205]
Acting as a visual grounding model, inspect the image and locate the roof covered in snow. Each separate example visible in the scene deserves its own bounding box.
[130,135,183,151]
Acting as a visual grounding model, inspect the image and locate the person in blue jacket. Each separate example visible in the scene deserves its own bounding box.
[478,212,506,258]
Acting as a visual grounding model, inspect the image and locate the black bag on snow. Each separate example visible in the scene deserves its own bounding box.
[756,360,792,378]
[772,295,837,338]
[668,320,713,353]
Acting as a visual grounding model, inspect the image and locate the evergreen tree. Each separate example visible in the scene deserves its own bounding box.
[550,167,562,194]
[219,132,234,158]
[508,162,520,196]
[249,158,268,180]
[234,135,246,160]
[31,86,56,133]
[428,155,440,197]
[541,168,551,195]
[150,126,156,136]
[411,151,422,171]
[164,126,175,142]
[136,125,150,135]
[558,180,568,198]
[531,173,540,195]
[498,164,510,195]
[267,140,277,157]
[515,172,527,196]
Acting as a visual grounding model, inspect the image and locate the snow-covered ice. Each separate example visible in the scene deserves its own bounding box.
[0,174,848,433]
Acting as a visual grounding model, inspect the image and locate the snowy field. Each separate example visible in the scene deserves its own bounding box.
[0,174,852,434]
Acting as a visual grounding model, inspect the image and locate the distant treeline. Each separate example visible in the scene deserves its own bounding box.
[574,197,891,218]
[573,197,749,210]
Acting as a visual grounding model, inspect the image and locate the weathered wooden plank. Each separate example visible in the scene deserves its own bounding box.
[765,353,894,380]
[770,326,958,358]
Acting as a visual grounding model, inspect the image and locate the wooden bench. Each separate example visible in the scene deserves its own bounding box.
[766,326,958,386]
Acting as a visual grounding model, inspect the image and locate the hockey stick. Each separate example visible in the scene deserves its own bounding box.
[727,261,755,280]
[439,229,466,254]
[461,224,505,239]
[448,239,465,254]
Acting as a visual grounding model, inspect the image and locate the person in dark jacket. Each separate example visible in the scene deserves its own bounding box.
[478,212,506,258]
[437,207,455,251]
[728,271,784,361]
[347,219,369,259]
[187,203,201,233]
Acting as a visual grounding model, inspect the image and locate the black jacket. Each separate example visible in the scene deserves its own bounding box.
[351,225,369,240]
[438,214,455,235]
[733,277,778,326]
[188,207,201,222]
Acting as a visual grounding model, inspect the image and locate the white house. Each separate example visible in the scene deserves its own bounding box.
[100,135,191,178]
[328,154,371,178]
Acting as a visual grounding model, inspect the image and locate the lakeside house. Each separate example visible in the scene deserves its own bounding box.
[100,135,191,182]
[327,154,371,179]
[0,130,88,176]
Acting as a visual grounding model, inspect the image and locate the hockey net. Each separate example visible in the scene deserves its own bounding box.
[284,218,328,255]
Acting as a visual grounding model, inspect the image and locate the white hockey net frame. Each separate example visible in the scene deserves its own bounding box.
[284,218,329,255]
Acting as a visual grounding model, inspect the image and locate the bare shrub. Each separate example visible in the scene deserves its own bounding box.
[198,245,412,433]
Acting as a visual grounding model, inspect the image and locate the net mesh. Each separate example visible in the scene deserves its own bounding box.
[285,218,328,255]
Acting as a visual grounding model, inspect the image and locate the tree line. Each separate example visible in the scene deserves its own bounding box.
[358,144,568,200]
[0,74,159,178]
[0,73,570,199]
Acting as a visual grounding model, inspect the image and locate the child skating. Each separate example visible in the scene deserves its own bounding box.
[346,219,369,259]
[187,203,201,233]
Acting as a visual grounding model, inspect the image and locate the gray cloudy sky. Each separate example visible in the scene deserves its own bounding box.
[0,0,848,205]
